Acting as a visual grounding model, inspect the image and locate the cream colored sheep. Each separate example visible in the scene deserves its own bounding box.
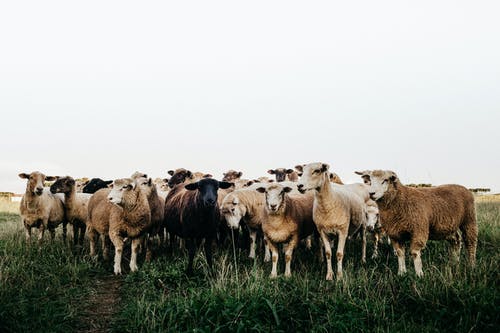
[357,170,477,277]
[256,183,316,278]
[19,171,66,243]
[107,178,151,274]
[297,163,367,280]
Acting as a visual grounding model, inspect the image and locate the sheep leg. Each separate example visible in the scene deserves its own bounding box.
[186,238,196,276]
[410,240,425,277]
[372,232,380,259]
[263,236,271,262]
[392,240,407,275]
[72,223,79,247]
[361,225,367,264]
[268,241,279,278]
[24,222,32,242]
[448,231,461,264]
[335,232,347,281]
[130,237,141,272]
[249,230,257,259]
[37,224,45,243]
[461,221,478,267]
[112,237,124,275]
[305,235,312,250]
[62,221,67,243]
[145,235,153,262]
[284,238,297,278]
[102,235,111,261]
[204,237,214,274]
[87,227,98,258]
[49,227,56,241]
[79,225,86,247]
[319,230,333,281]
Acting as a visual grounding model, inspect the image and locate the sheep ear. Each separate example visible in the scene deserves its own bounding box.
[267,169,275,175]
[256,187,266,193]
[203,174,212,178]
[389,173,398,182]
[45,176,57,181]
[354,171,364,175]
[286,169,294,174]
[168,170,174,176]
[283,187,293,193]
[126,184,134,190]
[185,182,199,191]
[294,165,303,172]
[19,173,29,179]
[237,172,243,178]
[218,181,233,189]
[321,163,329,172]
[148,178,152,186]
[163,178,169,183]
[186,170,193,178]
[105,180,113,185]
[245,180,254,186]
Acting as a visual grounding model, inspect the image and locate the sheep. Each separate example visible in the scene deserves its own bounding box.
[296,165,343,185]
[86,189,113,260]
[268,168,299,182]
[297,163,367,280]
[131,173,166,255]
[255,183,316,278]
[75,178,90,192]
[253,176,275,184]
[167,168,194,188]
[222,170,243,182]
[220,188,270,261]
[49,176,92,246]
[87,178,151,274]
[357,170,477,277]
[164,178,233,275]
[18,172,66,243]
[82,178,113,194]
[153,177,170,199]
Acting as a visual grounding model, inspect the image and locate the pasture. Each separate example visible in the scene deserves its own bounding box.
[0,200,498,332]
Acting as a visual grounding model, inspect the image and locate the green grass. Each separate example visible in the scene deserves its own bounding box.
[0,203,499,332]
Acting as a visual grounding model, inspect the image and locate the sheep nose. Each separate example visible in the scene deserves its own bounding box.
[369,192,376,196]
[270,204,277,210]
[297,184,304,189]
[206,199,216,205]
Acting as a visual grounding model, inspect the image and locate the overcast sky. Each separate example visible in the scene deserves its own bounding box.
[1,1,499,194]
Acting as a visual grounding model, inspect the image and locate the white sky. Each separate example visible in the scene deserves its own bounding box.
[1,1,499,193]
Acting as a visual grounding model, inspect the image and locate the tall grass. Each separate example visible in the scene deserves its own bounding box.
[0,203,498,332]
[114,202,499,332]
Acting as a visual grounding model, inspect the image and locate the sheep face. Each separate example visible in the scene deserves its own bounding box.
[296,163,329,193]
[185,178,233,208]
[365,204,380,231]
[50,176,75,194]
[137,177,154,196]
[221,195,245,229]
[19,171,56,196]
[75,179,89,192]
[364,170,398,201]
[355,171,372,185]
[222,170,243,182]
[107,178,136,205]
[167,169,193,188]
[131,171,148,180]
[82,178,113,194]
[256,184,292,214]
[268,168,294,182]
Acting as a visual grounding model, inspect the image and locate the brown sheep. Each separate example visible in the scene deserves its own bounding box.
[222,170,243,182]
[268,168,299,182]
[358,170,477,277]
[167,168,194,188]
[19,172,66,243]
[256,184,316,278]
[107,178,151,274]
[50,176,92,247]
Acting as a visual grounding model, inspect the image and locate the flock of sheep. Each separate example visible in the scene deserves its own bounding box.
[18,163,478,280]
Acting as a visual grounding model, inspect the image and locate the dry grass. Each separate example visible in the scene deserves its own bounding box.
[0,199,20,214]
[475,194,500,203]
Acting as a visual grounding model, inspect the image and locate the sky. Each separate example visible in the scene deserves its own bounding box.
[1,1,499,194]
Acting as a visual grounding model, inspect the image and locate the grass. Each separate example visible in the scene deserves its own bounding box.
[0,202,499,332]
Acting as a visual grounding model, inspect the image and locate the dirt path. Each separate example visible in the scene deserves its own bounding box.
[76,275,123,333]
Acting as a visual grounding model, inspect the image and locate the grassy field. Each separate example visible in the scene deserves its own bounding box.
[0,201,498,332]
